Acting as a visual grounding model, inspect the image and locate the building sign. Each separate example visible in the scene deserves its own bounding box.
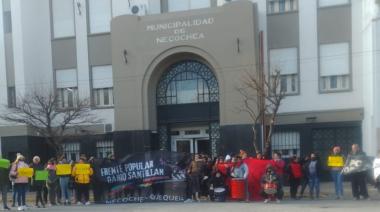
[146,17,214,44]
[94,151,191,204]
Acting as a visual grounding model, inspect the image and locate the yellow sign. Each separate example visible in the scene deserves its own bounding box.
[18,168,34,178]
[328,156,344,167]
[75,164,90,175]
[56,164,72,175]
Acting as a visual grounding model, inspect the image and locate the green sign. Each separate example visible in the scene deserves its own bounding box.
[0,159,10,169]
[35,170,48,181]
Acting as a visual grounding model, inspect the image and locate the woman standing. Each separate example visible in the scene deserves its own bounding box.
[328,146,345,199]
[30,156,45,208]
[58,157,71,205]
[287,156,303,200]
[46,158,59,206]
[72,156,93,205]
[9,154,29,211]
[344,144,370,200]
[305,153,321,199]
[188,154,203,202]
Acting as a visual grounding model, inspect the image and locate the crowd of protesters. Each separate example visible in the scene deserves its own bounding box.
[0,154,94,211]
[0,143,379,210]
[182,144,380,203]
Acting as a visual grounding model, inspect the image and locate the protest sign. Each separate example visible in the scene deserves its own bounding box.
[18,168,34,178]
[94,151,191,204]
[35,170,48,181]
[56,164,72,175]
[75,164,91,175]
[328,156,344,167]
[0,159,10,169]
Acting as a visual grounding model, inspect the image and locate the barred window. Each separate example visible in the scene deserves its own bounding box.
[63,143,80,162]
[96,141,114,159]
[272,132,300,159]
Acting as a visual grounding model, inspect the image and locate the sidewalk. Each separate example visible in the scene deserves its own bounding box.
[8,182,380,206]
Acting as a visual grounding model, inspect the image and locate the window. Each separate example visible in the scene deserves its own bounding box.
[272,132,300,159]
[319,0,349,8]
[89,0,111,34]
[63,143,80,162]
[56,69,78,108]
[267,0,297,14]
[269,48,299,94]
[112,0,159,17]
[3,11,11,33]
[92,65,114,107]
[168,0,210,12]
[319,42,350,92]
[279,0,285,12]
[96,141,114,159]
[156,61,219,105]
[269,1,275,13]
[7,86,16,108]
[2,0,11,33]
[52,0,75,38]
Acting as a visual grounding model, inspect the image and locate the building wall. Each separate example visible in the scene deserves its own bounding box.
[0,0,379,157]
[0,1,8,113]
[111,1,259,132]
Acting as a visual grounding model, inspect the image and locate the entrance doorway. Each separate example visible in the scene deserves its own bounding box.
[171,127,211,155]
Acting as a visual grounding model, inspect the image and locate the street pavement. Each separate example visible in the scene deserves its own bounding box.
[9,182,380,211]
[21,199,380,212]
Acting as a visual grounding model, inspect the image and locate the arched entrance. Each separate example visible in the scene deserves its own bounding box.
[156,60,220,156]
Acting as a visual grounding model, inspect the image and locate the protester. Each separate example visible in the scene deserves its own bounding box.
[343,144,370,200]
[305,153,321,200]
[287,156,303,200]
[299,155,310,198]
[209,170,225,201]
[72,156,93,205]
[30,156,46,208]
[256,152,263,160]
[9,154,29,211]
[260,165,282,203]
[46,158,59,206]
[187,154,204,202]
[58,157,71,205]
[200,155,212,199]
[0,158,10,210]
[271,152,285,188]
[373,150,380,192]
[231,156,249,201]
[328,146,345,199]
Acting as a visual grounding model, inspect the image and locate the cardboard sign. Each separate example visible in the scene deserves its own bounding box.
[35,170,48,181]
[0,159,10,169]
[56,164,72,175]
[18,168,34,178]
[75,164,90,175]
[328,156,344,167]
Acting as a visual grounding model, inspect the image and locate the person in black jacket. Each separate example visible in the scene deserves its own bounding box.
[304,153,322,199]
[0,159,10,210]
[299,155,310,198]
[343,144,370,200]
[208,171,225,201]
[30,156,45,208]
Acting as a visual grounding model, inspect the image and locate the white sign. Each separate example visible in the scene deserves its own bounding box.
[146,17,214,44]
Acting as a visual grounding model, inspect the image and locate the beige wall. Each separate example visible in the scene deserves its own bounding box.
[111,1,259,131]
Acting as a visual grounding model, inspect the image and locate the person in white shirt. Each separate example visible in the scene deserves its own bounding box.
[373,150,380,192]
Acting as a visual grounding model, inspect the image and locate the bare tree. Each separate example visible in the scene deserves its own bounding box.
[0,91,102,157]
[237,70,286,157]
